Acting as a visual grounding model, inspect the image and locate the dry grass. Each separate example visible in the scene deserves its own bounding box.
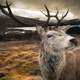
[0,41,41,80]
[0,41,80,80]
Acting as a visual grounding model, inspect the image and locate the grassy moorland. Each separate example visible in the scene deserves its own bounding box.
[0,41,41,80]
[0,40,80,80]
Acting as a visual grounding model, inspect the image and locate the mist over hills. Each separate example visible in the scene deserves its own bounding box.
[0,9,80,41]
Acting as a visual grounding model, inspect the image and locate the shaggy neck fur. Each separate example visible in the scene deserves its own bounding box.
[39,41,66,80]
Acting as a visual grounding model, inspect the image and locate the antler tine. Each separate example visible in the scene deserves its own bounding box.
[41,4,54,30]
[0,1,12,8]
[40,4,50,17]
[44,4,50,17]
[40,10,47,17]
[60,9,69,21]
[56,8,59,16]
[53,9,69,29]
[53,8,60,21]
[0,1,12,16]
[4,0,33,26]
[44,4,51,26]
[40,5,50,17]
[6,0,12,16]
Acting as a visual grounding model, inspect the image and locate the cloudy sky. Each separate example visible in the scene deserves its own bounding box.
[0,0,80,17]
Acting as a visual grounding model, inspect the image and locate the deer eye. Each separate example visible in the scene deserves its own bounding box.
[47,34,53,38]
[59,34,62,36]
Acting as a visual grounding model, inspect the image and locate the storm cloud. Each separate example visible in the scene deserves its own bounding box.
[0,0,80,17]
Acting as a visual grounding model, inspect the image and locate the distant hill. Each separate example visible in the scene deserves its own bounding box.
[0,10,40,32]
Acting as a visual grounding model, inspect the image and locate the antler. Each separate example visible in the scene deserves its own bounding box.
[0,0,38,27]
[41,5,52,24]
[41,4,54,30]
[0,1,12,16]
[53,9,69,29]
[41,5,69,29]
[6,0,32,26]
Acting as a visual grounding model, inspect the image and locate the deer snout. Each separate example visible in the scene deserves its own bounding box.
[70,39,78,46]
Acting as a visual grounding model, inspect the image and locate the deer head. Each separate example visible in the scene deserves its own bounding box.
[36,6,77,52]
[37,26,77,52]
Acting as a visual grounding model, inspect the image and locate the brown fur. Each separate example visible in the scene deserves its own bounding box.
[36,25,80,80]
[59,48,80,80]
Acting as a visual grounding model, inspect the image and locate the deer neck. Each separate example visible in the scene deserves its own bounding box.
[39,44,66,80]
[40,47,66,67]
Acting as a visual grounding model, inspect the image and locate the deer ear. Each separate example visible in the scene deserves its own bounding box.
[61,25,72,32]
[36,25,45,36]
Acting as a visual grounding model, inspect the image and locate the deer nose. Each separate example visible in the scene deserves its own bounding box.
[70,39,78,46]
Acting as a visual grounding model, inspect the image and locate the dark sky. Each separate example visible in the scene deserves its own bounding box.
[0,0,80,17]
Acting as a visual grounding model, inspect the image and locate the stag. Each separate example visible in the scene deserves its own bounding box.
[0,1,80,80]
[37,7,78,80]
